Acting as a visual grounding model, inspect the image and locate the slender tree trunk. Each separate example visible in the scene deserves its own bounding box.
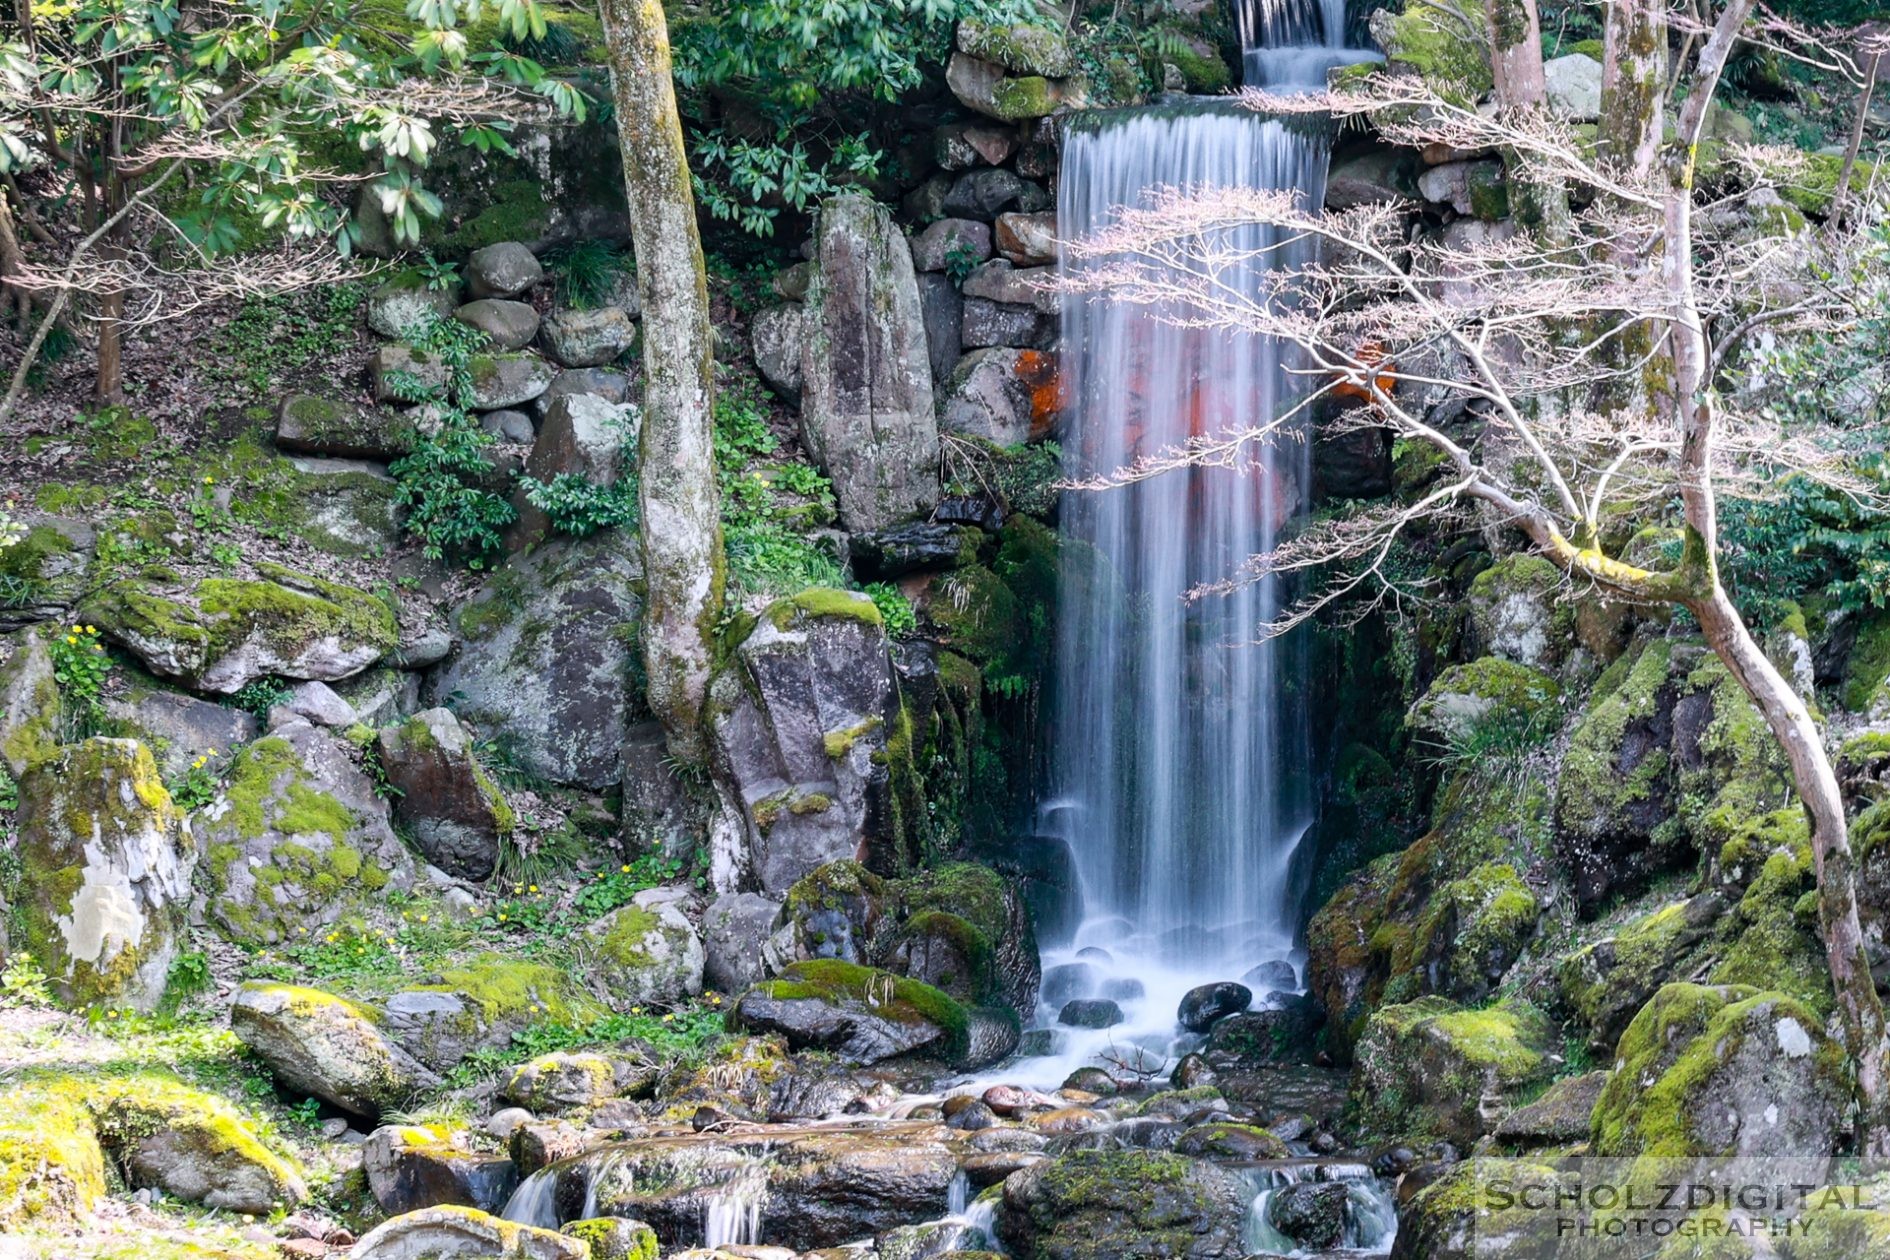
[0,188,29,326]
[1486,0,1571,242]
[600,0,724,761]
[1601,0,1666,183]
[1656,0,1890,1154]
[1831,42,1882,226]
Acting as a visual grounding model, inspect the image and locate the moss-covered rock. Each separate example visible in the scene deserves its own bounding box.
[14,737,195,1009]
[0,516,94,628]
[1405,656,1560,747]
[80,561,397,694]
[93,1073,307,1213]
[1591,983,1847,1158]
[1845,612,1890,719]
[386,955,604,1073]
[585,889,705,1010]
[957,18,1075,77]
[0,1077,106,1230]
[1369,0,1494,102]
[1465,554,1578,670]
[1351,996,1558,1145]
[377,707,512,880]
[1393,1157,1573,1260]
[0,628,61,777]
[1556,892,1726,1053]
[230,982,440,1118]
[195,719,416,945]
[732,959,974,1066]
[994,1149,1255,1260]
[504,1052,622,1116]
[348,1204,589,1260]
[561,1216,658,1260]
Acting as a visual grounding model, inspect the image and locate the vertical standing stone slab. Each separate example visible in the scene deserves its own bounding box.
[799,194,941,533]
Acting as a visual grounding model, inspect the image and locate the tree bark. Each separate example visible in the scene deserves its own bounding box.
[1656,0,1890,1157]
[1601,0,1666,183]
[600,0,725,761]
[1486,0,1571,243]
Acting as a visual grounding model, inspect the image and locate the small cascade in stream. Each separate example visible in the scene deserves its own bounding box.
[501,1166,559,1229]
[1239,0,1381,88]
[1244,1162,1400,1255]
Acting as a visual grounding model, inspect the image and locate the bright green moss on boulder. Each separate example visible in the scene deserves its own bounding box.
[735,959,972,1064]
[0,628,62,776]
[1845,613,1890,717]
[1351,996,1557,1145]
[1591,983,1847,1158]
[994,1148,1255,1260]
[1372,0,1493,101]
[1406,656,1560,747]
[0,1078,106,1230]
[562,1216,659,1260]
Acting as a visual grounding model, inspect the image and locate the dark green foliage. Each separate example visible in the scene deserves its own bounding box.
[228,677,293,718]
[544,239,630,310]
[522,474,639,537]
[713,374,843,593]
[386,315,517,564]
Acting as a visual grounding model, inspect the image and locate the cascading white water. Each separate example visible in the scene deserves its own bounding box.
[1240,0,1381,88]
[1028,0,1375,1087]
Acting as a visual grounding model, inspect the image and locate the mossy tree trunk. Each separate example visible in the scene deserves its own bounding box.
[1600,0,1665,182]
[1485,0,1570,242]
[599,0,725,761]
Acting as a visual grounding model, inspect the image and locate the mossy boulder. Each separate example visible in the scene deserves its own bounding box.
[0,628,61,777]
[0,515,94,628]
[426,532,643,789]
[1351,996,1558,1146]
[561,1217,658,1260]
[885,861,1040,1012]
[0,1077,107,1230]
[100,676,259,781]
[286,456,403,558]
[1555,892,1727,1053]
[1591,983,1847,1158]
[584,889,706,1010]
[1392,1157,1573,1260]
[230,982,441,1118]
[1555,640,1792,913]
[956,18,1075,77]
[80,561,398,694]
[195,719,416,945]
[349,1205,588,1260]
[1465,554,1579,670]
[93,1073,307,1213]
[14,738,196,1009]
[995,1149,1255,1260]
[1369,0,1493,102]
[276,393,419,461]
[1845,612,1890,719]
[362,1123,519,1215]
[707,590,917,895]
[377,707,513,880]
[1406,656,1560,748]
[732,959,974,1066]
[386,955,603,1073]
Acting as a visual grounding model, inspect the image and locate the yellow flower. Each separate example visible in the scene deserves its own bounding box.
[528,885,538,894]
[497,913,508,922]
[417,914,428,924]
[620,864,630,874]
[65,636,77,645]
[662,1013,674,1023]
[70,624,81,633]
[84,626,95,634]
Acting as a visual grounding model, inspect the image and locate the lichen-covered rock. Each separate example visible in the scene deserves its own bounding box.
[705,589,911,895]
[939,348,1042,446]
[800,194,940,532]
[1369,0,1493,101]
[469,352,558,411]
[910,217,994,273]
[1845,612,1890,719]
[457,298,542,351]
[80,561,399,694]
[370,343,449,404]
[363,1123,517,1214]
[1492,1070,1611,1149]
[585,888,706,1009]
[1391,1158,1572,1260]
[1268,1179,1349,1250]
[466,242,546,300]
[504,1051,625,1115]
[276,393,418,461]
[995,211,1059,266]
[957,19,1075,77]
[15,738,195,1008]
[1405,656,1560,747]
[1351,997,1557,1146]
[286,456,403,558]
[1201,1000,1324,1068]
[378,707,514,880]
[366,274,460,337]
[732,960,971,1066]
[428,532,643,789]
[1465,554,1577,671]
[351,1205,587,1260]
[0,516,94,629]
[946,52,1080,123]
[751,304,809,403]
[1590,983,1846,1158]
[1544,52,1604,119]
[230,982,440,1117]
[882,862,1040,1013]
[701,891,788,994]
[996,1149,1255,1260]
[195,718,416,944]
[1173,1122,1290,1160]
[0,628,60,776]
[383,955,601,1073]
[538,305,637,368]
[94,1073,307,1213]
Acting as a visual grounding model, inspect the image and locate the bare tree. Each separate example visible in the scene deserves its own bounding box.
[600,0,725,761]
[1060,5,1890,1150]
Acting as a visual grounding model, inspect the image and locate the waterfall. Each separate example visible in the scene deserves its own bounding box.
[1238,0,1381,89]
[1026,0,1377,1085]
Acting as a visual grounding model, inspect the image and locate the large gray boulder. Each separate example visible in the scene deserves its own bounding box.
[366,276,459,337]
[378,708,513,880]
[195,719,417,945]
[538,305,637,368]
[705,589,906,896]
[996,1150,1255,1260]
[465,242,545,299]
[231,982,440,1118]
[800,194,941,532]
[585,887,705,1008]
[751,304,809,403]
[512,392,634,546]
[14,738,195,1008]
[468,352,557,411]
[732,961,970,1065]
[427,533,643,789]
[1544,53,1604,120]
[350,1206,585,1260]
[455,299,540,350]
[0,629,60,776]
[910,218,993,272]
[939,347,1041,445]
[701,892,787,994]
[0,515,95,630]
[79,562,398,694]
[362,1125,517,1215]
[102,682,259,780]
[276,393,417,460]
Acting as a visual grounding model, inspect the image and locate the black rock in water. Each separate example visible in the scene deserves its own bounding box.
[1041,961,1097,1007]
[1242,959,1299,992]
[1269,1180,1350,1250]
[1058,998,1124,1029]
[1177,981,1252,1032]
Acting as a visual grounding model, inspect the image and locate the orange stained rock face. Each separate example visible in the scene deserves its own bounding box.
[1015,349,1067,439]
[1331,341,1397,402]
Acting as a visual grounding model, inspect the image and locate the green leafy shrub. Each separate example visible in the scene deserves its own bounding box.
[228,677,292,717]
[522,473,640,537]
[387,315,518,564]
[865,582,918,639]
[49,623,111,737]
[545,239,631,309]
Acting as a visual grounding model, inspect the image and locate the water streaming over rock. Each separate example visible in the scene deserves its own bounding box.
[1240,0,1381,88]
[1024,0,1377,1089]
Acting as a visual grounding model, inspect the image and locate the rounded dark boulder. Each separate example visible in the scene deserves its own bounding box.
[1057,998,1123,1029]
[1177,982,1252,1032]
[1269,1179,1350,1249]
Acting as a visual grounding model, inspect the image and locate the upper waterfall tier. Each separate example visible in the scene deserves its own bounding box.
[1239,0,1381,89]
